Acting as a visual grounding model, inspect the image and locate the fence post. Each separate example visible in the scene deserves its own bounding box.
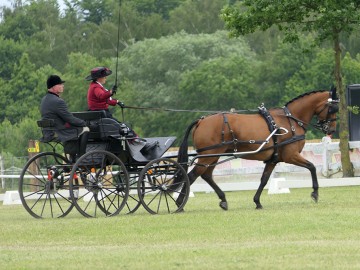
[0,155,4,189]
[321,136,332,177]
[28,140,40,191]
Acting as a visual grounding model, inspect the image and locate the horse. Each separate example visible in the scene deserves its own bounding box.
[176,87,339,210]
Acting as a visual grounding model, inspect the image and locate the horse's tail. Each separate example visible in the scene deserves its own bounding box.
[177,119,199,172]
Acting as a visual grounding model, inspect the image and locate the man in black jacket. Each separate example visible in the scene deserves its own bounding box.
[40,75,89,157]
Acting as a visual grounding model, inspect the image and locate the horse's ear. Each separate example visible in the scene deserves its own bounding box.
[330,85,337,100]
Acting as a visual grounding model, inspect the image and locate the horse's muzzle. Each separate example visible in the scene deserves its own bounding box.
[326,128,336,135]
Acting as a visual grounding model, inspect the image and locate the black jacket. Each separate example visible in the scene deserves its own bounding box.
[40,92,86,142]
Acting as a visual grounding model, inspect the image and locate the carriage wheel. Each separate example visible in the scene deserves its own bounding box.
[123,173,144,214]
[19,152,74,219]
[137,158,190,214]
[69,150,129,218]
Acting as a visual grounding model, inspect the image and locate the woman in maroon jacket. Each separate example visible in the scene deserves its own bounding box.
[86,67,157,153]
[86,67,122,119]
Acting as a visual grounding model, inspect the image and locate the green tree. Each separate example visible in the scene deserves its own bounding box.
[179,56,259,111]
[62,52,112,111]
[222,0,360,177]
[168,0,226,34]
[0,36,24,79]
[1,53,58,123]
[125,0,184,19]
[0,0,60,42]
[256,35,320,107]
[74,0,114,25]
[119,31,257,140]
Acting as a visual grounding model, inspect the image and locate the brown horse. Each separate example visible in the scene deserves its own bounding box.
[177,88,339,209]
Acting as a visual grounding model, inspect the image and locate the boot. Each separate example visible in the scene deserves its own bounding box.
[140,141,159,154]
[78,131,89,157]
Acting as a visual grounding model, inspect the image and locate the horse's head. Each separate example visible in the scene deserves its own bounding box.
[314,86,339,135]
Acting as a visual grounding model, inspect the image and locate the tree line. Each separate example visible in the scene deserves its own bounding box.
[1,0,360,162]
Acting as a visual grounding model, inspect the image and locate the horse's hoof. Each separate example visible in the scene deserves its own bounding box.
[219,201,228,210]
[255,204,263,210]
[176,208,185,213]
[311,192,319,203]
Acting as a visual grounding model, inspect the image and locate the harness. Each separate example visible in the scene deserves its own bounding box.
[196,105,306,165]
[283,106,306,134]
[196,113,265,153]
[189,89,340,169]
[258,104,279,163]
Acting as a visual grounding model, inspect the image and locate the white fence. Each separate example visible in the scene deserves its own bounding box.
[2,137,360,205]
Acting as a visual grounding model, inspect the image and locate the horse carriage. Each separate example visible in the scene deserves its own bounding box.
[18,110,190,218]
[19,87,339,218]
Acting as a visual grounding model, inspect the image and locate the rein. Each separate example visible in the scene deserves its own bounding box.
[123,105,257,114]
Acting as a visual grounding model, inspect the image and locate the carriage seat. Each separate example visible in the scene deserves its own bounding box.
[37,119,85,158]
[72,111,106,140]
[98,118,123,139]
[72,110,106,121]
[37,119,60,143]
[72,111,122,141]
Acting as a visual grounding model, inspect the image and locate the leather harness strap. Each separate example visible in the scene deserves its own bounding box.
[258,104,279,163]
[195,107,306,161]
[222,113,239,152]
[283,106,307,134]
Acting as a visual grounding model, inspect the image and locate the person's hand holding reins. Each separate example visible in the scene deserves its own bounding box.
[117,101,125,108]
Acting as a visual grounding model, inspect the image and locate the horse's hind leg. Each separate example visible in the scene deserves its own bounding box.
[201,166,228,210]
[175,166,202,208]
[253,162,277,209]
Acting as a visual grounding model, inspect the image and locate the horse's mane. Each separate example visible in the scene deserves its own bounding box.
[284,90,327,106]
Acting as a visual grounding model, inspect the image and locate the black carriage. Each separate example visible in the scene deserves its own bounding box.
[18,111,190,218]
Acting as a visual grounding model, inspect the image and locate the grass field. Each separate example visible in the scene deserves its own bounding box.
[1,186,360,269]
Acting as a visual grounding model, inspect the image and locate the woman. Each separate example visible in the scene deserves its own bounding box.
[86,67,122,118]
[86,67,157,153]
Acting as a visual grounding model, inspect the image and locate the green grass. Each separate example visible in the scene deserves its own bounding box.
[1,186,360,269]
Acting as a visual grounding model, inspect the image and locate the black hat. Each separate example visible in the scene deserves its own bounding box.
[47,75,65,89]
[85,67,112,81]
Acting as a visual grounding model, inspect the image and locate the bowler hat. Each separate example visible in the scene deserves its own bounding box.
[47,75,65,89]
[85,67,112,81]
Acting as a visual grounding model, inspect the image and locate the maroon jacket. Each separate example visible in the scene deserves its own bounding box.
[87,82,118,110]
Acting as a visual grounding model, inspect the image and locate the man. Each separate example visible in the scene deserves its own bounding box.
[40,75,89,157]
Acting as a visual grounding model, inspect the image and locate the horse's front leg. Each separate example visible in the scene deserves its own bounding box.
[304,161,319,202]
[283,151,319,202]
[253,162,277,209]
[285,154,319,203]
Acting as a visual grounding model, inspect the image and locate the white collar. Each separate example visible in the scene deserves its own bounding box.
[96,81,108,91]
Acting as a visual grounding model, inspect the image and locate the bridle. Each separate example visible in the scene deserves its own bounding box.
[313,98,339,134]
[283,94,339,134]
